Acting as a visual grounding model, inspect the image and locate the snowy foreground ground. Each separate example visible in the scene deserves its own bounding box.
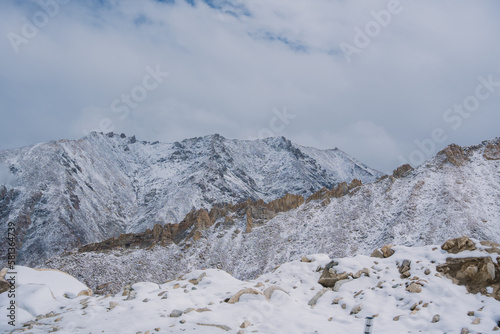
[1,243,500,333]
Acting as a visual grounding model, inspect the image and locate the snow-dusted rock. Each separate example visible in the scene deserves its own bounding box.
[0,133,381,266]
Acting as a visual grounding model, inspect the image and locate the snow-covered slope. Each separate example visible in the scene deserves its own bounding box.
[2,240,500,333]
[43,138,500,293]
[0,133,381,266]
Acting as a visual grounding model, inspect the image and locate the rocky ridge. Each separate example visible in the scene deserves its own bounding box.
[42,137,500,295]
[0,133,381,266]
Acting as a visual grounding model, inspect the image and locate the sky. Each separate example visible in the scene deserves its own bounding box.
[1,0,499,173]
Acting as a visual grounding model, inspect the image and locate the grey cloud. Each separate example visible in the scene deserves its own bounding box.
[1,0,500,173]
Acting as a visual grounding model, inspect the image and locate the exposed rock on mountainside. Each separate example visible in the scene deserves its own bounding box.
[0,133,381,266]
[437,237,500,301]
[437,143,470,166]
[42,138,500,294]
[78,193,306,253]
[392,164,414,178]
[484,141,500,160]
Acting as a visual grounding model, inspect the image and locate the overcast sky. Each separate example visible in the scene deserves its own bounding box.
[1,0,499,173]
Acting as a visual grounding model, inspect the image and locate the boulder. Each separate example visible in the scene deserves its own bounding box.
[398,260,411,278]
[406,282,422,293]
[169,309,183,318]
[441,236,477,254]
[436,256,500,300]
[318,261,340,287]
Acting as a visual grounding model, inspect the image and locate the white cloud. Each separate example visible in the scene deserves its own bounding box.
[1,0,500,173]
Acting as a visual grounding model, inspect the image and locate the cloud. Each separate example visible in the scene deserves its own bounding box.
[1,0,500,173]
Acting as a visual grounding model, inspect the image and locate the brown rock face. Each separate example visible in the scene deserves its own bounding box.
[78,193,306,253]
[436,256,500,300]
[437,144,469,166]
[441,236,477,254]
[484,141,500,160]
[392,164,414,178]
[306,179,362,203]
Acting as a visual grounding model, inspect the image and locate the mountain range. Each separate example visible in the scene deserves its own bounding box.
[0,132,381,266]
[41,137,500,294]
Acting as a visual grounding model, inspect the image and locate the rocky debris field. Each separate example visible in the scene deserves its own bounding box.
[1,237,499,333]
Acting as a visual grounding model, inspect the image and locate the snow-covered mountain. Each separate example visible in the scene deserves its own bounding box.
[0,132,381,266]
[43,137,500,294]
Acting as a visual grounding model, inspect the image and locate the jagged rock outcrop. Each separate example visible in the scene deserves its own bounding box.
[437,143,470,166]
[392,164,414,178]
[77,193,307,253]
[441,236,477,254]
[484,140,500,160]
[306,179,362,204]
[437,237,500,301]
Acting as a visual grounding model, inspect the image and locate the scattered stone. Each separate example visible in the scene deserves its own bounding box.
[169,309,183,318]
[332,297,343,304]
[301,256,312,262]
[350,304,363,315]
[254,282,265,288]
[424,269,431,275]
[341,304,347,309]
[240,320,251,328]
[189,272,207,285]
[263,286,288,300]
[393,316,400,321]
[109,301,119,310]
[406,282,422,293]
[227,288,268,304]
[195,308,212,313]
[333,279,350,292]
[180,320,186,324]
[370,249,384,258]
[154,329,161,332]
[461,329,469,334]
[353,268,370,279]
[472,317,481,325]
[184,308,194,314]
[398,260,411,279]
[467,311,474,316]
[173,284,180,289]
[308,288,331,306]
[432,314,440,323]
[381,245,395,258]
[328,317,333,321]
